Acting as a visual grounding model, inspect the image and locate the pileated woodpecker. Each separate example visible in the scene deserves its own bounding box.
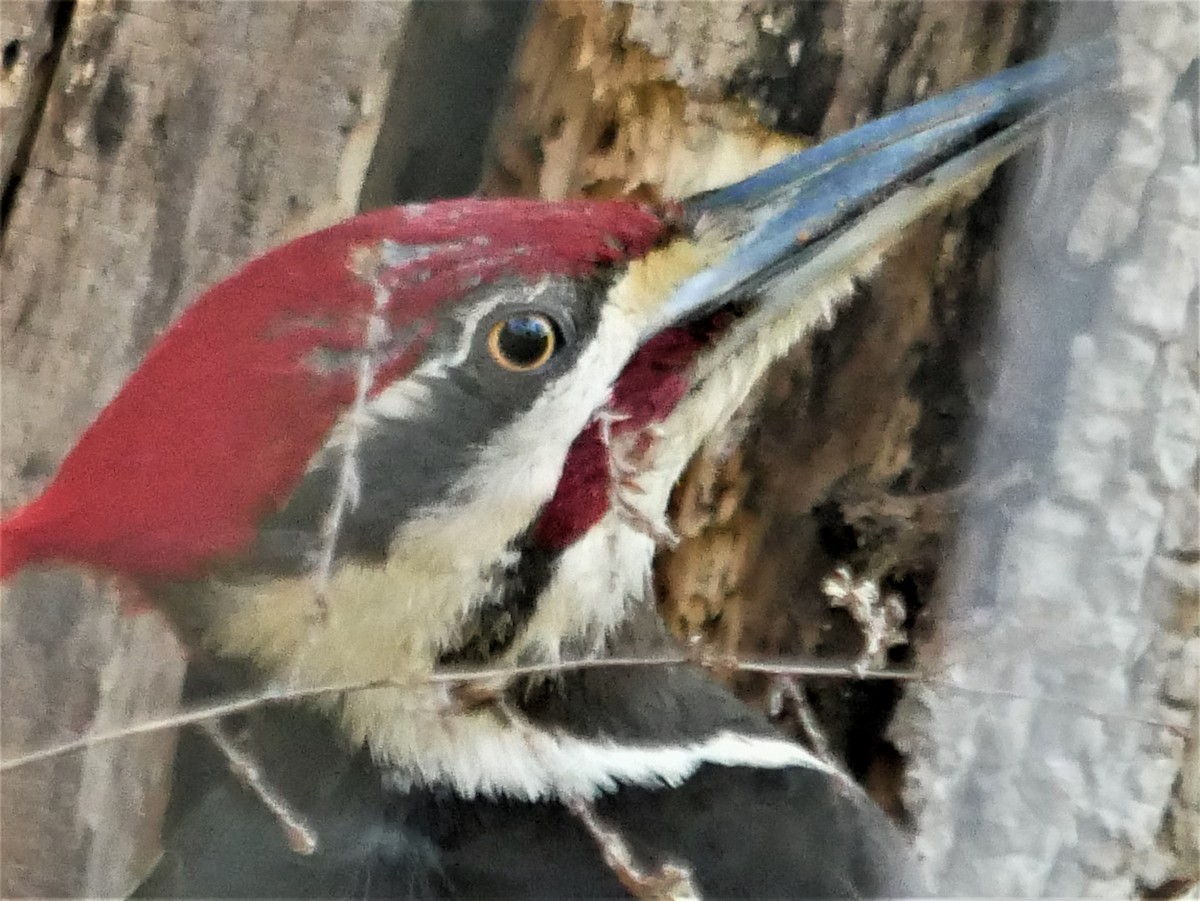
[1,44,1111,898]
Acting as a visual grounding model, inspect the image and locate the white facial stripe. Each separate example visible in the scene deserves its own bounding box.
[376,303,641,618]
[500,260,875,661]
[206,299,646,728]
[365,284,537,422]
[437,279,554,373]
[512,509,654,661]
[381,725,840,801]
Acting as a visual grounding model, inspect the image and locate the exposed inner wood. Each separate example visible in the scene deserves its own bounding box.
[482,0,1054,810]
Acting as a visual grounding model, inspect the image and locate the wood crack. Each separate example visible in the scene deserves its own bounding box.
[0,0,75,249]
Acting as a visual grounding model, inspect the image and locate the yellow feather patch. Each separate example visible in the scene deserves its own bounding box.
[608,235,724,321]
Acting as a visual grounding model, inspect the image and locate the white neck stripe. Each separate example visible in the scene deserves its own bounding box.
[382,728,843,802]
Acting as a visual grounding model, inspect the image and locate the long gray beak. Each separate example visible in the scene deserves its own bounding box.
[645,38,1117,337]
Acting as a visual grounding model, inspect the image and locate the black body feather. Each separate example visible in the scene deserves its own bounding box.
[138,663,922,899]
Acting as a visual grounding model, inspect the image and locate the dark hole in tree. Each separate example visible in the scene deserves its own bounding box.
[596,121,619,151]
[2,39,20,71]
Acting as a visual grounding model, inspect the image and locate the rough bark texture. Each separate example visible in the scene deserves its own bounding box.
[0,2,410,895]
[0,0,62,193]
[892,6,1200,895]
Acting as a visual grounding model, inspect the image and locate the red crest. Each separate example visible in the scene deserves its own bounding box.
[1,200,666,579]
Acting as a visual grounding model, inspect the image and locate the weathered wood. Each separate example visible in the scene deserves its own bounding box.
[0,2,411,894]
[0,0,60,190]
[359,0,534,208]
[483,1,806,204]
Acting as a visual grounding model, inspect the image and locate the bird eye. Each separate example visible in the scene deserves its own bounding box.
[487,313,559,372]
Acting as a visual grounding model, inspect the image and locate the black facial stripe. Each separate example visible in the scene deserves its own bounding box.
[239,275,608,574]
[437,533,561,667]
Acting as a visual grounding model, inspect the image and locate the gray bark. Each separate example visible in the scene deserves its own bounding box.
[1,2,411,895]
[892,6,1199,895]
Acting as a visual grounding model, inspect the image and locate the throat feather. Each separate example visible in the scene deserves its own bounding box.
[534,318,732,550]
[437,536,560,665]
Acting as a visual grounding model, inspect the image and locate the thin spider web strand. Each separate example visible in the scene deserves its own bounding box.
[3,651,1187,773]
[0,654,912,772]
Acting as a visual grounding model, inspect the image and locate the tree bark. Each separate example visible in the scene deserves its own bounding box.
[1,2,410,895]
[892,7,1199,895]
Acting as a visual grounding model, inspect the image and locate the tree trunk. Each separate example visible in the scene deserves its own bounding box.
[1,2,410,895]
[892,8,1199,895]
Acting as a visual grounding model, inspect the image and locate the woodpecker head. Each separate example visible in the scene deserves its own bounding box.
[1,45,1109,794]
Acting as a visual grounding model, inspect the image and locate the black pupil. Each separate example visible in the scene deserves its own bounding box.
[498,316,552,367]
